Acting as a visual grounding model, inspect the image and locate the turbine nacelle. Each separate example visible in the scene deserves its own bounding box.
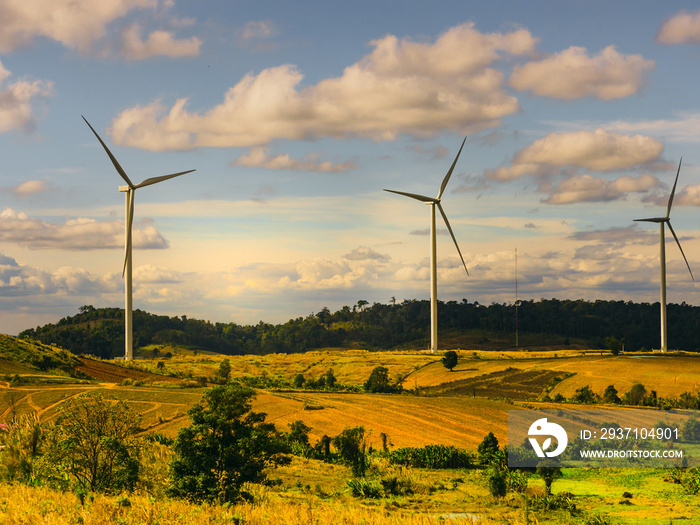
[384,137,469,276]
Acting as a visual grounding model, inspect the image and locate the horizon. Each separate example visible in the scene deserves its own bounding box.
[2,1,700,335]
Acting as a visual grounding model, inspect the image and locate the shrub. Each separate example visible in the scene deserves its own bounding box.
[389,444,473,469]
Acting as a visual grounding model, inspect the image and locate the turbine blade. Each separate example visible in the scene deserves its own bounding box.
[384,189,434,203]
[82,116,134,188]
[437,137,467,200]
[634,217,664,223]
[134,169,195,189]
[666,158,682,218]
[122,190,135,278]
[667,221,694,281]
[437,202,469,276]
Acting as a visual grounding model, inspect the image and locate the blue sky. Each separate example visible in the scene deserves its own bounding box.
[2,0,700,335]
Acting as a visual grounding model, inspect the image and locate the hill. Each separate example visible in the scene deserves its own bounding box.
[17,298,700,358]
[0,334,88,382]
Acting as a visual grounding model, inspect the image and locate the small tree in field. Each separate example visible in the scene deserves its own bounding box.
[218,358,231,381]
[536,460,562,495]
[44,395,142,493]
[169,384,289,503]
[478,432,500,465]
[442,350,458,371]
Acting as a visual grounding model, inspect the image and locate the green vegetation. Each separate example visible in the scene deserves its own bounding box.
[19,297,700,358]
[441,350,458,371]
[169,384,289,503]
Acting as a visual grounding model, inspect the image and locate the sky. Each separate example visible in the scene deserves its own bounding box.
[3,1,700,335]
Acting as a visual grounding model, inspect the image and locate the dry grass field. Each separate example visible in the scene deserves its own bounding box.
[406,351,700,400]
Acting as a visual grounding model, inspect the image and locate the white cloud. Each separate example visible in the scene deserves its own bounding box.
[240,20,277,42]
[0,61,53,134]
[485,129,664,181]
[120,23,201,59]
[0,0,200,60]
[657,9,700,44]
[0,252,118,297]
[109,22,538,151]
[510,45,654,100]
[0,208,168,250]
[11,180,48,196]
[0,0,155,53]
[606,112,700,144]
[542,173,660,204]
[232,147,356,172]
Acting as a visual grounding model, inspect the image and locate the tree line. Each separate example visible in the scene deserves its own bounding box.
[18,298,700,358]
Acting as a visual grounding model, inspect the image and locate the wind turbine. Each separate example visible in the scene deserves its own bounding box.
[634,158,694,352]
[83,116,195,360]
[384,138,469,353]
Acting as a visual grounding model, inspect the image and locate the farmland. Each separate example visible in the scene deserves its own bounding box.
[2,335,700,523]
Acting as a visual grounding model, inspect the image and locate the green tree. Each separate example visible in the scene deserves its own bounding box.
[683,416,700,442]
[536,460,562,495]
[602,384,620,404]
[364,366,399,393]
[624,383,647,406]
[293,373,305,388]
[44,395,142,493]
[324,368,337,389]
[442,350,458,371]
[168,384,289,503]
[605,335,621,355]
[332,426,367,477]
[218,358,231,381]
[477,432,500,465]
[572,385,597,404]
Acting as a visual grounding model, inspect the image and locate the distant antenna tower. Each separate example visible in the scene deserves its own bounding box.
[515,247,519,349]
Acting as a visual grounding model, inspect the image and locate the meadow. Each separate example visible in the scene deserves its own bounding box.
[2,338,700,523]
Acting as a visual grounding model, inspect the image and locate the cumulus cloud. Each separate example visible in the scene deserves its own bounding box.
[0,61,53,134]
[232,147,356,172]
[120,23,201,59]
[542,173,661,204]
[0,252,118,298]
[11,180,48,196]
[643,182,700,207]
[109,22,538,151]
[343,246,390,261]
[0,208,168,250]
[0,0,199,60]
[485,129,664,181]
[509,45,654,100]
[657,9,700,44]
[0,0,155,53]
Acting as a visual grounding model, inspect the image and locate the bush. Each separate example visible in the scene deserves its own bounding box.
[389,444,473,469]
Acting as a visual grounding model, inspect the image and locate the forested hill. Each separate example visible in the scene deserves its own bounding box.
[18,299,700,358]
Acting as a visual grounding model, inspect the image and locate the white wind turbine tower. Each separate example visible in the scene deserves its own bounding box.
[634,158,694,352]
[385,138,469,353]
[83,116,195,360]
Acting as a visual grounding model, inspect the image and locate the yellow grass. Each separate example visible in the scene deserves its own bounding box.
[406,352,700,399]
[0,481,502,524]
